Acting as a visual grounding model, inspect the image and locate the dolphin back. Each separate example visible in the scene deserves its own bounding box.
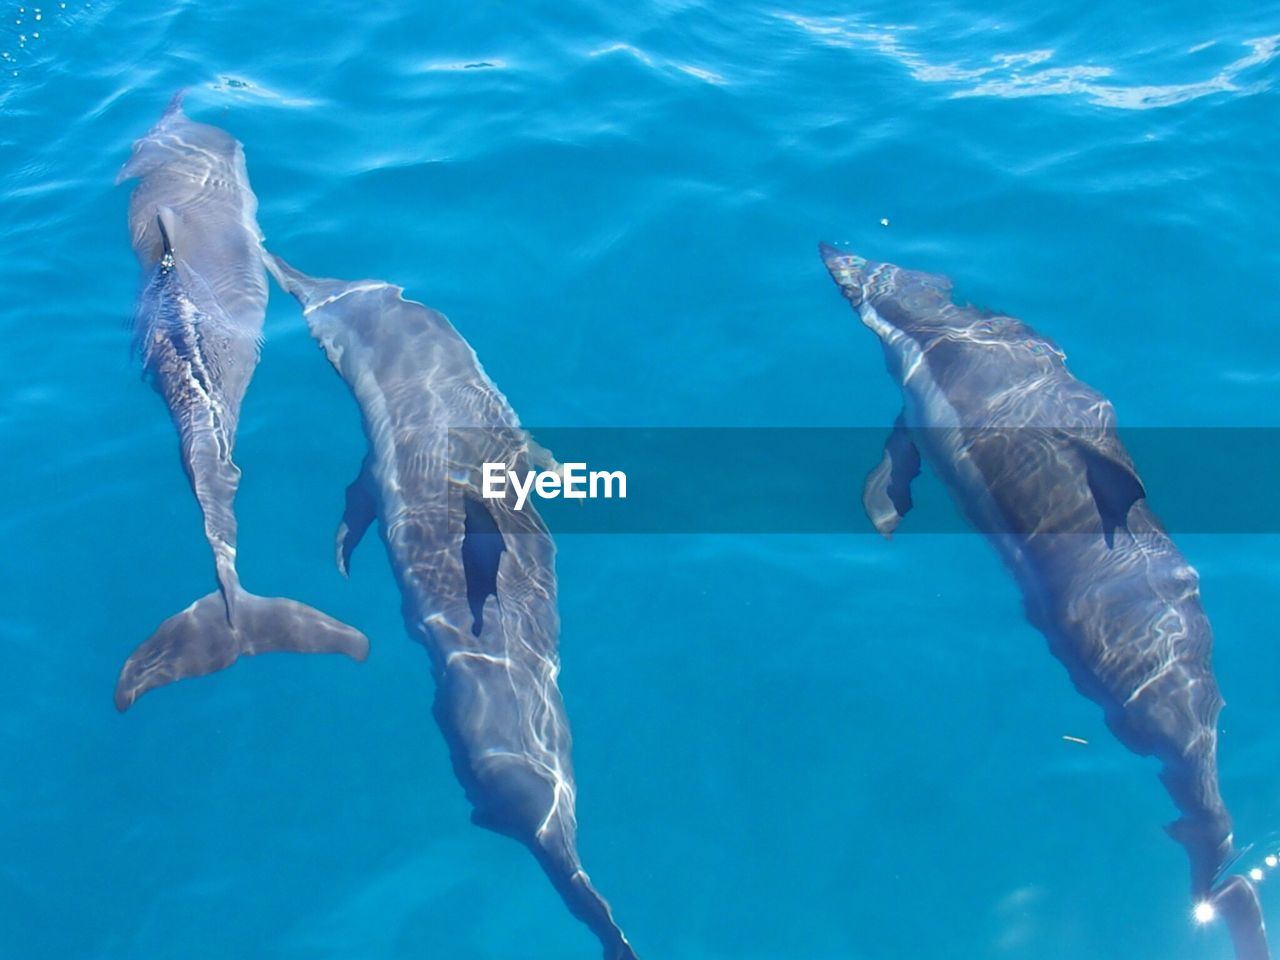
[115,98,369,710]
[267,251,638,960]
[819,243,1271,960]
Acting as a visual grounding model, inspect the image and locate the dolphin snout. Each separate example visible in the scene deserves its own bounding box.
[262,252,309,303]
[818,241,869,305]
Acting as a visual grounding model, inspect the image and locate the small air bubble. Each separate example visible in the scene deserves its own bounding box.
[880,218,890,227]
[35,12,41,19]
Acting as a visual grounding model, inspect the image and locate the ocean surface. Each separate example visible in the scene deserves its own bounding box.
[2,1,1279,958]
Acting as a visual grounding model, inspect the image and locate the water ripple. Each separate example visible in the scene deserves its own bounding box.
[587,41,726,85]
[777,11,1279,109]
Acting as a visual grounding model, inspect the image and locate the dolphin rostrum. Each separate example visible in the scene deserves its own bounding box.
[819,243,1268,960]
[266,255,638,960]
[113,95,368,711]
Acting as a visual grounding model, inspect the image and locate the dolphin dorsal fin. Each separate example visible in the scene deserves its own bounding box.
[1069,436,1146,547]
[155,206,179,265]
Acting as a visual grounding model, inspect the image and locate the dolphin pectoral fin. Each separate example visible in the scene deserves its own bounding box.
[336,457,378,577]
[116,143,168,185]
[116,92,189,185]
[114,590,369,711]
[527,436,560,473]
[863,415,921,537]
[1069,438,1146,547]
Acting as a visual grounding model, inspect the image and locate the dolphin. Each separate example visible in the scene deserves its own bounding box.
[113,94,368,711]
[266,254,638,960]
[819,243,1268,960]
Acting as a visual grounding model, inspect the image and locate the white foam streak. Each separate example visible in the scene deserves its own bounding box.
[588,41,725,85]
[778,13,1278,110]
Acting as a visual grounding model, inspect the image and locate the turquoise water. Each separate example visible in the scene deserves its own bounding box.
[3,2,1279,958]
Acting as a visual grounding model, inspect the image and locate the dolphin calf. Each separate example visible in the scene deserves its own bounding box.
[267,255,637,960]
[113,95,368,711]
[819,243,1268,960]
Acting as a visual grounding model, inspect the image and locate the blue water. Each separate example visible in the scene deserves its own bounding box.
[2,2,1279,958]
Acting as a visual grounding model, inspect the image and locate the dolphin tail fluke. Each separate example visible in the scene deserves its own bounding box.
[1211,874,1271,960]
[114,590,369,711]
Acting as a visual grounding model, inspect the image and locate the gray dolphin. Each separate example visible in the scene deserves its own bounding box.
[266,255,638,960]
[819,243,1268,960]
[113,94,368,711]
